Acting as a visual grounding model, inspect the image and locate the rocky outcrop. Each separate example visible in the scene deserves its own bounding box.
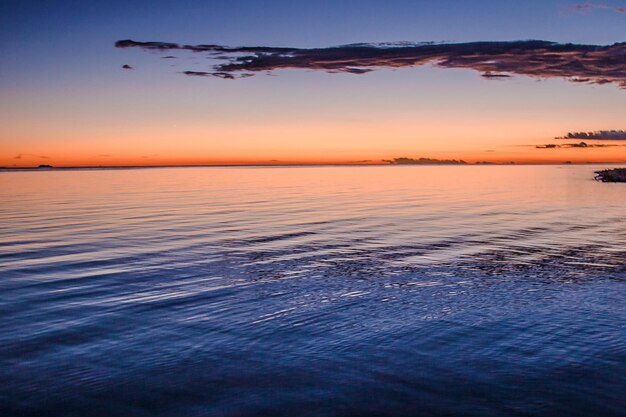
[595,168,626,182]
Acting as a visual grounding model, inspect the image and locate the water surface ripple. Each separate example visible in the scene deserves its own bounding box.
[1,166,625,416]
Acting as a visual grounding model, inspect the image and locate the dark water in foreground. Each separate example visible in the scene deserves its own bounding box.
[1,165,625,416]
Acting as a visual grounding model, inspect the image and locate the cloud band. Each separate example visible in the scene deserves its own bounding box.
[557,130,626,139]
[116,39,626,88]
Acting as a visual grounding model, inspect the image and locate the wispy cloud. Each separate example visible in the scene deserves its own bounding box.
[557,130,626,139]
[116,39,626,88]
[568,2,626,14]
[14,153,50,159]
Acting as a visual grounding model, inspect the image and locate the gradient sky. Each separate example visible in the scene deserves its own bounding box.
[1,0,625,166]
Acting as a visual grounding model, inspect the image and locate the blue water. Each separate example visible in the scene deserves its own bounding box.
[1,165,625,416]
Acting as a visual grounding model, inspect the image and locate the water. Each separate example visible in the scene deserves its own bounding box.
[1,165,624,416]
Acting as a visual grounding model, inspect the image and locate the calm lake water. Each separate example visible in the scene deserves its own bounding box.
[1,165,625,416]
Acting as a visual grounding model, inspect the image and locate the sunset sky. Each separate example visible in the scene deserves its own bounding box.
[1,0,625,167]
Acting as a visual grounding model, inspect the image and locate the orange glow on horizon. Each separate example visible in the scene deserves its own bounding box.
[3,120,625,168]
[2,149,625,168]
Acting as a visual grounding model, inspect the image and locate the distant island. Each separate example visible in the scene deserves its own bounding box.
[385,157,467,165]
[595,168,626,183]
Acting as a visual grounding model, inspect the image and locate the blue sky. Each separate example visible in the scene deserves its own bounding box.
[2,0,625,86]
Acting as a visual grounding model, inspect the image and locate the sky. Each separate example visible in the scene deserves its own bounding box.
[1,0,625,167]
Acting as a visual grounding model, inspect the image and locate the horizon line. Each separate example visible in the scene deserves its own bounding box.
[2,162,625,171]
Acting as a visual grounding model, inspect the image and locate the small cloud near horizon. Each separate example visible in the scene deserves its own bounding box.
[536,142,623,148]
[556,130,626,140]
[115,39,626,89]
[385,157,468,165]
[14,153,50,159]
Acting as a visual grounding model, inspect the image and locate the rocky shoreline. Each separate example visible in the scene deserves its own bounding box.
[595,168,626,183]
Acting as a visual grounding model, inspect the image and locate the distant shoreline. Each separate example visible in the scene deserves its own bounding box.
[1,162,626,172]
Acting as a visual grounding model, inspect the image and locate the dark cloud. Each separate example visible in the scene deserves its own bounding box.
[182,71,212,77]
[569,2,626,14]
[557,130,626,139]
[115,39,626,88]
[116,40,179,50]
[536,144,560,148]
[481,72,512,79]
[535,142,624,148]
[182,71,253,79]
